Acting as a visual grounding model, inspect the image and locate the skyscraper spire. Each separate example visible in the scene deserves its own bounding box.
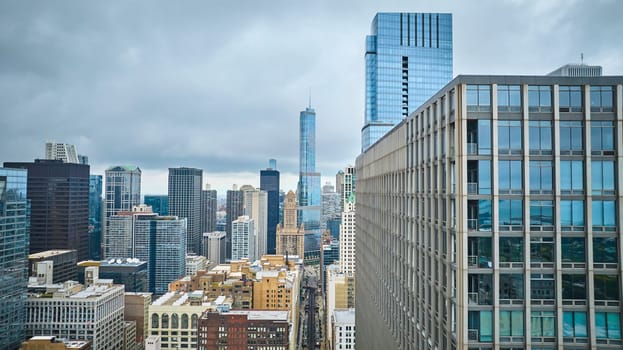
[308,88,312,109]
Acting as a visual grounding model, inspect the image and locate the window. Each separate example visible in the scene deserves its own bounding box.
[468,160,491,194]
[595,312,621,339]
[528,85,552,112]
[152,314,159,328]
[592,200,616,229]
[468,200,492,231]
[560,200,584,230]
[559,121,584,154]
[591,121,615,154]
[530,161,553,194]
[500,237,523,263]
[531,274,555,300]
[499,274,524,300]
[590,86,614,112]
[500,311,524,337]
[498,85,522,112]
[468,237,492,268]
[468,311,493,342]
[467,120,492,155]
[530,237,554,263]
[593,237,618,263]
[592,161,616,195]
[561,238,585,263]
[562,274,586,299]
[594,275,619,301]
[563,311,588,338]
[529,121,552,154]
[530,201,554,229]
[499,200,523,229]
[559,86,583,112]
[560,160,584,194]
[468,274,493,305]
[498,120,522,154]
[162,313,169,328]
[499,161,523,194]
[531,311,556,337]
[467,85,491,112]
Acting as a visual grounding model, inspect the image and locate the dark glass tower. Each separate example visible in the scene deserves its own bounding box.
[0,168,29,349]
[225,188,243,260]
[89,175,103,260]
[4,159,89,260]
[168,167,203,254]
[201,188,217,233]
[260,165,280,254]
[144,195,168,215]
[361,12,453,151]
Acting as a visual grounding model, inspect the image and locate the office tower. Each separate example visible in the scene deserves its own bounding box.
[45,141,79,163]
[260,162,280,254]
[105,165,141,219]
[242,186,268,258]
[28,250,78,284]
[321,186,341,230]
[78,154,89,165]
[335,170,344,204]
[361,12,453,151]
[89,175,103,260]
[231,215,255,261]
[5,159,90,260]
[276,191,305,258]
[0,168,29,349]
[134,215,187,295]
[226,186,244,260]
[548,63,603,77]
[332,309,356,350]
[201,185,217,233]
[185,254,207,276]
[321,240,340,267]
[104,205,155,259]
[298,104,322,258]
[144,195,168,215]
[279,190,285,224]
[202,232,227,264]
[125,293,152,346]
[25,280,125,350]
[168,167,203,254]
[356,74,623,349]
[98,259,148,293]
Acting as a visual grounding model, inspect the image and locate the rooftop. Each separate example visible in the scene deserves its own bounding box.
[333,308,356,325]
[226,310,289,321]
[29,250,76,259]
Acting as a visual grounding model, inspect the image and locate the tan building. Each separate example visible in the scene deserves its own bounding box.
[276,191,304,258]
[20,336,91,350]
[123,321,137,350]
[325,264,355,348]
[125,292,152,346]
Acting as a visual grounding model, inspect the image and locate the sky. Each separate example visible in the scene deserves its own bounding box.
[1,0,622,196]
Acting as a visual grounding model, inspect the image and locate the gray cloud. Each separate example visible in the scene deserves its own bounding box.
[1,0,622,193]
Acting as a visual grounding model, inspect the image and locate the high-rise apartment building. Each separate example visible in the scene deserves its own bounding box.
[361,12,453,151]
[339,199,356,276]
[104,205,155,259]
[144,195,168,216]
[89,175,103,260]
[202,232,226,264]
[356,75,623,349]
[276,191,305,258]
[0,168,29,349]
[168,167,203,254]
[226,186,244,260]
[231,215,255,261]
[321,186,341,231]
[5,160,90,260]
[242,186,268,258]
[260,164,280,254]
[45,141,80,164]
[201,185,217,233]
[104,165,141,219]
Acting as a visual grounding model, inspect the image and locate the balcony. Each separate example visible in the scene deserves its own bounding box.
[467,143,478,155]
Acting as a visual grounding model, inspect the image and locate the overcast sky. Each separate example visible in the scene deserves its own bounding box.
[1,0,622,195]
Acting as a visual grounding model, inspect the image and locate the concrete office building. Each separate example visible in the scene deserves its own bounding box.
[202,232,226,264]
[76,259,148,293]
[125,292,152,346]
[242,186,268,258]
[168,167,203,254]
[332,309,356,350]
[185,254,207,276]
[103,204,155,259]
[105,165,141,219]
[28,250,78,284]
[356,75,623,349]
[231,215,255,261]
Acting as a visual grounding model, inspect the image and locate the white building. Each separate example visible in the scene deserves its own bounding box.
[332,309,355,350]
[202,232,226,264]
[231,215,255,261]
[185,254,207,276]
[338,200,356,275]
[45,141,79,164]
[241,186,268,258]
[25,280,125,350]
[144,335,161,350]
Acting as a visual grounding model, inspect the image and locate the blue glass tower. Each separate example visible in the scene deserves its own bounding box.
[297,105,321,255]
[0,168,29,349]
[89,175,103,260]
[361,13,453,151]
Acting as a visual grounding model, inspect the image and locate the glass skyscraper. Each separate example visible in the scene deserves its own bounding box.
[144,194,168,216]
[89,175,103,260]
[0,168,29,349]
[168,167,203,254]
[260,166,280,255]
[361,12,453,151]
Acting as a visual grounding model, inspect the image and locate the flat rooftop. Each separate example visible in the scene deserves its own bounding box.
[227,310,289,321]
[334,309,356,325]
[29,250,76,259]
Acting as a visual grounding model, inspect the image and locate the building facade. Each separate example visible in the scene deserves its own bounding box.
[339,200,356,276]
[29,250,77,284]
[201,186,217,234]
[260,165,280,254]
[125,292,152,346]
[45,142,80,164]
[148,291,207,350]
[103,205,155,259]
[104,165,141,219]
[202,232,227,264]
[89,175,103,261]
[168,167,203,254]
[226,186,244,260]
[186,254,207,276]
[242,186,268,258]
[231,215,255,261]
[144,195,168,216]
[0,168,29,349]
[332,309,356,350]
[276,191,305,258]
[356,75,623,349]
[361,12,453,151]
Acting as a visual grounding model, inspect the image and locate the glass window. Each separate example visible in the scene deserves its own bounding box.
[152,314,159,328]
[478,120,492,155]
[467,160,492,195]
[530,200,554,228]
[559,86,583,112]
[528,85,552,112]
[531,274,556,300]
[499,200,523,228]
[467,85,491,112]
[591,121,615,153]
[530,161,553,194]
[562,274,586,299]
[563,311,588,338]
[595,312,622,340]
[468,311,493,342]
[590,86,614,112]
[561,238,585,263]
[162,313,169,328]
[592,200,616,228]
[500,237,523,262]
[498,120,522,154]
[499,274,524,299]
[560,121,584,153]
[498,85,522,112]
[560,200,584,230]
[530,237,554,262]
[529,121,552,154]
[594,275,620,301]
[560,160,584,193]
[531,311,556,337]
[468,236,492,268]
[499,160,523,194]
[470,200,492,231]
[593,237,618,263]
[592,160,616,195]
[468,274,493,305]
[500,310,524,337]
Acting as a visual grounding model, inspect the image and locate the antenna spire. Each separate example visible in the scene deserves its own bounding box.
[308,88,312,109]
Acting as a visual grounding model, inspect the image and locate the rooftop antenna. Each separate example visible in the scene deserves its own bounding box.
[308,88,312,109]
[581,53,584,65]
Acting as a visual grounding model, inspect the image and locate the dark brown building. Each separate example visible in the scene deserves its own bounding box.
[198,310,289,350]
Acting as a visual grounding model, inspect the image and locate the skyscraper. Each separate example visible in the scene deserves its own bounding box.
[105,165,141,219]
[226,186,244,260]
[89,175,103,260]
[201,185,217,233]
[356,74,623,349]
[231,215,255,261]
[361,12,453,151]
[168,167,203,254]
[5,159,90,260]
[241,186,267,259]
[276,191,304,258]
[104,204,155,259]
[297,104,321,257]
[260,162,280,254]
[144,195,168,215]
[45,141,80,164]
[0,168,29,349]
